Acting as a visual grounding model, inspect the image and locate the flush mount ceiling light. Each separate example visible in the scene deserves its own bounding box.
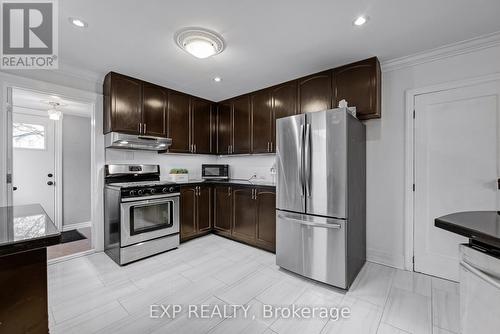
[213,77,222,82]
[175,28,225,59]
[69,17,88,28]
[353,15,369,26]
[45,101,63,120]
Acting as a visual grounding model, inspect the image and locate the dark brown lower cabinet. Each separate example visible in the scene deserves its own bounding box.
[185,184,276,252]
[213,185,232,236]
[255,188,276,252]
[232,187,257,243]
[230,186,276,252]
[0,248,48,333]
[180,185,212,242]
[197,185,212,232]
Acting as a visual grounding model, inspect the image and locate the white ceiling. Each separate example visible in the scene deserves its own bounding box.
[12,88,92,117]
[59,0,500,101]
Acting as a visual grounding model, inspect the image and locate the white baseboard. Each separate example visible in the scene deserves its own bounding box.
[62,221,92,232]
[47,249,95,265]
[367,248,406,270]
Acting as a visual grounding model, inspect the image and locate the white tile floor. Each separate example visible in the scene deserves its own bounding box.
[47,234,459,334]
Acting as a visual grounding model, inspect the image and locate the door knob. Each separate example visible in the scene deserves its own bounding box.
[48,173,53,177]
[13,186,17,191]
[47,181,54,186]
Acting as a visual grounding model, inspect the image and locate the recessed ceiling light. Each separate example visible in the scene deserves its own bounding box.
[353,16,368,26]
[213,77,222,82]
[175,28,225,59]
[69,17,88,28]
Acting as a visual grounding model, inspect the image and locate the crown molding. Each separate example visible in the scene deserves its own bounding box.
[381,31,500,72]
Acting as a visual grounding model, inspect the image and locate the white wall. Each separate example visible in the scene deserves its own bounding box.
[63,114,91,227]
[105,150,217,181]
[365,43,500,268]
[105,150,277,183]
[218,155,276,182]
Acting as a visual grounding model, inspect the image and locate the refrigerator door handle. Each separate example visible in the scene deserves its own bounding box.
[304,123,311,197]
[299,124,305,197]
[277,214,341,229]
[461,260,500,289]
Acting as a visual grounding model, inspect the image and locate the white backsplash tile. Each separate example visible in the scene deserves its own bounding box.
[105,149,276,182]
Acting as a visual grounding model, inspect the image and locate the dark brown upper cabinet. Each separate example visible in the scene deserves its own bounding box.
[333,57,381,120]
[142,83,167,137]
[191,98,213,154]
[104,72,142,135]
[167,90,191,153]
[272,80,297,120]
[232,95,251,154]
[105,56,381,155]
[298,70,332,114]
[270,80,298,153]
[217,101,232,154]
[213,185,232,236]
[251,89,273,154]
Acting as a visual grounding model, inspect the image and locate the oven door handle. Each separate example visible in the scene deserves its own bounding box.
[121,197,177,208]
[121,193,180,203]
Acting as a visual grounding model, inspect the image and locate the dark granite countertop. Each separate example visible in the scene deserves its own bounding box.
[175,179,276,188]
[435,211,500,248]
[0,204,61,256]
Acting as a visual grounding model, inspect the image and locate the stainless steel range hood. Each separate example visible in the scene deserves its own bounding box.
[105,132,172,151]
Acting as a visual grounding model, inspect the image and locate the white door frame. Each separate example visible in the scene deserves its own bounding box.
[404,72,500,271]
[0,72,104,253]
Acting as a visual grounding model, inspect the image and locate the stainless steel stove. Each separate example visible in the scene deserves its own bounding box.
[104,164,180,265]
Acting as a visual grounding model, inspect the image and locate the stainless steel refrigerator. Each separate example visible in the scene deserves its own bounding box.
[275,108,366,289]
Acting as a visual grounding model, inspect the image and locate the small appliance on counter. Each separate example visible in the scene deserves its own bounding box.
[202,164,229,180]
[104,164,180,265]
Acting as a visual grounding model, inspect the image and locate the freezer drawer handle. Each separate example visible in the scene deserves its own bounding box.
[278,214,341,229]
[461,260,500,289]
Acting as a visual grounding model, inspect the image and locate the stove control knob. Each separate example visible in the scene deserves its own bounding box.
[129,190,136,196]
[169,187,175,193]
[150,188,156,194]
[162,187,168,193]
[137,189,144,196]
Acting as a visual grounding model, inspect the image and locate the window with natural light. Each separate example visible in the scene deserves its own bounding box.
[13,122,46,150]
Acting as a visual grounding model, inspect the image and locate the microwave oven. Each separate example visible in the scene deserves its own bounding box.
[201,164,229,179]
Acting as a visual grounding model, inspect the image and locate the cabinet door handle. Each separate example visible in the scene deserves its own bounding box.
[194,144,196,153]
[228,187,231,196]
[138,123,142,133]
[270,142,273,151]
[267,142,270,152]
[143,123,147,134]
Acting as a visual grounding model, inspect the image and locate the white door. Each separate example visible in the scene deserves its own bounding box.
[414,80,500,281]
[12,112,56,222]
